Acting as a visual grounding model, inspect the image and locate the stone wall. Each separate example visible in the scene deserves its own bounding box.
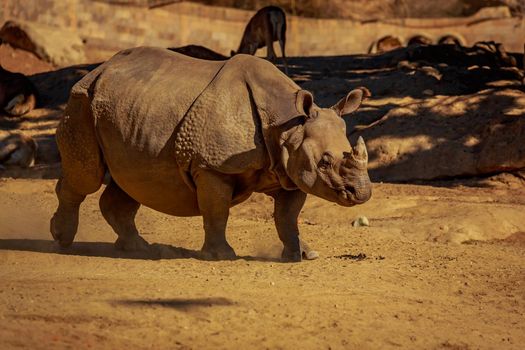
[1,0,524,64]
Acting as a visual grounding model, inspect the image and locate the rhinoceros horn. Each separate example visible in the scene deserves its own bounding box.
[343,136,368,168]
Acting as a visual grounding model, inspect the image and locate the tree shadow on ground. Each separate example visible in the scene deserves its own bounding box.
[285,43,524,105]
[0,239,280,262]
[345,91,525,182]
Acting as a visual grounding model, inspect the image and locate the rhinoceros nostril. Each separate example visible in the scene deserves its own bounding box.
[344,185,356,196]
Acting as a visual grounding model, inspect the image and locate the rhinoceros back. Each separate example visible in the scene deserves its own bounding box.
[89,47,224,161]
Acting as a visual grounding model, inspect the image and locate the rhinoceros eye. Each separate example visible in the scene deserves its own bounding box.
[318,152,334,171]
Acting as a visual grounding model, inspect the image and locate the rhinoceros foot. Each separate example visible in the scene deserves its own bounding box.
[300,239,319,260]
[50,210,78,248]
[200,243,237,261]
[281,247,302,262]
[115,235,150,252]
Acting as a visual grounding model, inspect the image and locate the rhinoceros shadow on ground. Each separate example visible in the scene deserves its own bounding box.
[0,238,280,262]
[112,297,235,311]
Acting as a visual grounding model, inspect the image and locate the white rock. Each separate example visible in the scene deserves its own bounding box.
[352,216,370,227]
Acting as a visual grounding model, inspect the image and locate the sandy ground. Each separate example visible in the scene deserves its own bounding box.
[1,178,524,349]
[1,42,524,349]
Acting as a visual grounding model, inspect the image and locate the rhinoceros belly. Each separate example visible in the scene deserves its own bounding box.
[99,136,200,217]
[94,104,200,216]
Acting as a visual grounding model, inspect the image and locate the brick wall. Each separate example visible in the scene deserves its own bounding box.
[1,0,524,63]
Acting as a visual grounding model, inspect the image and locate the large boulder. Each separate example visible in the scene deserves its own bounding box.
[350,88,525,181]
[0,20,86,67]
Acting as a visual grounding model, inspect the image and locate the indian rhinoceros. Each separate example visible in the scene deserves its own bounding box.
[50,47,372,262]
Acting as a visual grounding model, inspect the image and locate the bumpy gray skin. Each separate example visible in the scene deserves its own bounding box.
[50,47,372,262]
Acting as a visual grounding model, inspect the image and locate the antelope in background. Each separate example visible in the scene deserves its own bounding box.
[231,6,289,74]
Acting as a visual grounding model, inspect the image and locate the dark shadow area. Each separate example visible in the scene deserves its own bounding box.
[1,43,523,184]
[0,109,62,130]
[287,44,523,101]
[346,91,525,182]
[112,297,235,310]
[346,103,401,130]
[0,163,61,179]
[0,239,280,262]
[29,63,101,109]
[33,132,60,163]
[405,170,525,190]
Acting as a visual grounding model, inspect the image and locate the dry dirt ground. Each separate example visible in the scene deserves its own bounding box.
[1,44,525,349]
[1,179,524,349]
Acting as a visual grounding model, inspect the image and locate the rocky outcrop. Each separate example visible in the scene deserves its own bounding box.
[0,20,86,67]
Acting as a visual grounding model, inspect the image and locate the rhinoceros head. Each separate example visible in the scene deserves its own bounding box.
[278,88,372,206]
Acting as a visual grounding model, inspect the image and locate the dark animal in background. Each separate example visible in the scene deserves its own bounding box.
[407,35,433,47]
[231,6,288,74]
[168,45,227,61]
[473,41,517,67]
[0,131,37,168]
[368,35,403,53]
[0,65,38,116]
[438,35,462,46]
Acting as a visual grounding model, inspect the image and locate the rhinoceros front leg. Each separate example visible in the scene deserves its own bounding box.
[271,189,319,262]
[195,170,237,260]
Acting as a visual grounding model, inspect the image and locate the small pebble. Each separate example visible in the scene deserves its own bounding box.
[352,216,369,227]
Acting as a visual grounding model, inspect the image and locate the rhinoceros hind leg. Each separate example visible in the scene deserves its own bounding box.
[50,179,87,247]
[51,85,105,246]
[99,180,149,252]
[195,170,237,260]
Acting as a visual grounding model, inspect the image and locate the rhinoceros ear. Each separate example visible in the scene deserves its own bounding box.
[332,87,371,117]
[296,90,314,118]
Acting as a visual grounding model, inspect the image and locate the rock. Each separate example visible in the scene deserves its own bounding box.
[0,20,86,67]
[352,216,370,227]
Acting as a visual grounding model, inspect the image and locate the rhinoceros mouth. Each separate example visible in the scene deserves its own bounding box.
[337,188,357,206]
